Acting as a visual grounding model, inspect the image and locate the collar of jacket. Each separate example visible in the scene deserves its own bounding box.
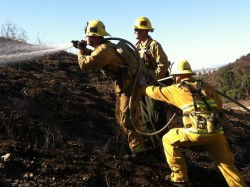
[136,36,153,47]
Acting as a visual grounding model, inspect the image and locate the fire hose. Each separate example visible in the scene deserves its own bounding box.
[216,90,250,113]
[104,37,176,136]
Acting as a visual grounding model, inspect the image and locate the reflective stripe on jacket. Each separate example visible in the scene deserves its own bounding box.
[181,99,218,113]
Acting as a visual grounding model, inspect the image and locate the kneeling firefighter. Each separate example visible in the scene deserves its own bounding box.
[139,59,246,187]
[73,20,145,155]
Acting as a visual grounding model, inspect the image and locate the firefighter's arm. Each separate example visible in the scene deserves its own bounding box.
[77,49,96,71]
[141,85,172,104]
[78,48,92,55]
[153,43,170,79]
[77,45,108,71]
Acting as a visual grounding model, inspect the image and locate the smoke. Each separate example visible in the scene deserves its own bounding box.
[0,41,73,64]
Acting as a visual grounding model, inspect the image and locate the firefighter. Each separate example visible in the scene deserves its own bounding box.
[134,16,171,149]
[76,20,145,155]
[140,60,246,187]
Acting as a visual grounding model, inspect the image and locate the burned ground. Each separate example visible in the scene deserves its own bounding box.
[0,50,249,187]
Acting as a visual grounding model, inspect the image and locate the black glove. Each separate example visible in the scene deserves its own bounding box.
[77,40,87,50]
[71,40,87,50]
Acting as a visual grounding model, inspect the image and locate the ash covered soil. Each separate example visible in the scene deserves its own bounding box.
[0,51,250,187]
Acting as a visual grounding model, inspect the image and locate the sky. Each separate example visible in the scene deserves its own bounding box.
[0,0,250,70]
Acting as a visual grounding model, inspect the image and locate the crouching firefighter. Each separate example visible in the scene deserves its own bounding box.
[139,59,246,187]
[73,20,145,156]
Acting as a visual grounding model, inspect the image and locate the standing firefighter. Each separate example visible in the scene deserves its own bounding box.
[134,16,171,148]
[140,60,246,187]
[74,20,145,155]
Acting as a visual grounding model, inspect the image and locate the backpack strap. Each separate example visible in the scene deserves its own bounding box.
[196,80,212,111]
[145,39,153,53]
[181,81,198,111]
[137,39,156,70]
[181,80,212,111]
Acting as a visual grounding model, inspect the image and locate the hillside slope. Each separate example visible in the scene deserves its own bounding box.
[0,41,249,186]
[202,53,250,100]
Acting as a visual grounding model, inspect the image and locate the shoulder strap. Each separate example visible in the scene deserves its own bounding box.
[196,80,212,111]
[182,80,212,111]
[145,39,154,52]
[144,39,156,70]
[181,81,199,111]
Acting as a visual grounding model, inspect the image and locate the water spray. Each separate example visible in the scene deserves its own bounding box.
[0,40,73,64]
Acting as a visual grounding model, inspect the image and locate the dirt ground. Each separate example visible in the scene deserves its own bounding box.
[0,51,250,187]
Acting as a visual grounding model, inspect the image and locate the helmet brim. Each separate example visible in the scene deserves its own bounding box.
[170,71,196,76]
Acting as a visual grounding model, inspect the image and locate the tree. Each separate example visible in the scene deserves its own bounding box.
[226,89,241,100]
[241,75,250,97]
[1,20,28,43]
[219,68,235,88]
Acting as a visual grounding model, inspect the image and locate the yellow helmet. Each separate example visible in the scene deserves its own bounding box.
[170,59,195,75]
[85,20,110,37]
[133,17,154,32]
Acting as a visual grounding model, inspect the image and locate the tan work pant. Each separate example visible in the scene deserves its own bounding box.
[115,86,145,154]
[162,128,246,187]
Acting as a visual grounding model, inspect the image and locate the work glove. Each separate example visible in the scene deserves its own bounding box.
[71,40,87,50]
[77,40,87,50]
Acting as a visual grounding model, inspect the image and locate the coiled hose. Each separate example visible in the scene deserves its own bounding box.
[104,37,176,136]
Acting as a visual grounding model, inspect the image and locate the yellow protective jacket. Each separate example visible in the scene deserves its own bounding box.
[136,36,170,79]
[142,77,222,128]
[78,42,135,93]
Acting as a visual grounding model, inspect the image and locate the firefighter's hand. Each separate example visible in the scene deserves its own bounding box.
[71,40,87,50]
[77,40,87,50]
